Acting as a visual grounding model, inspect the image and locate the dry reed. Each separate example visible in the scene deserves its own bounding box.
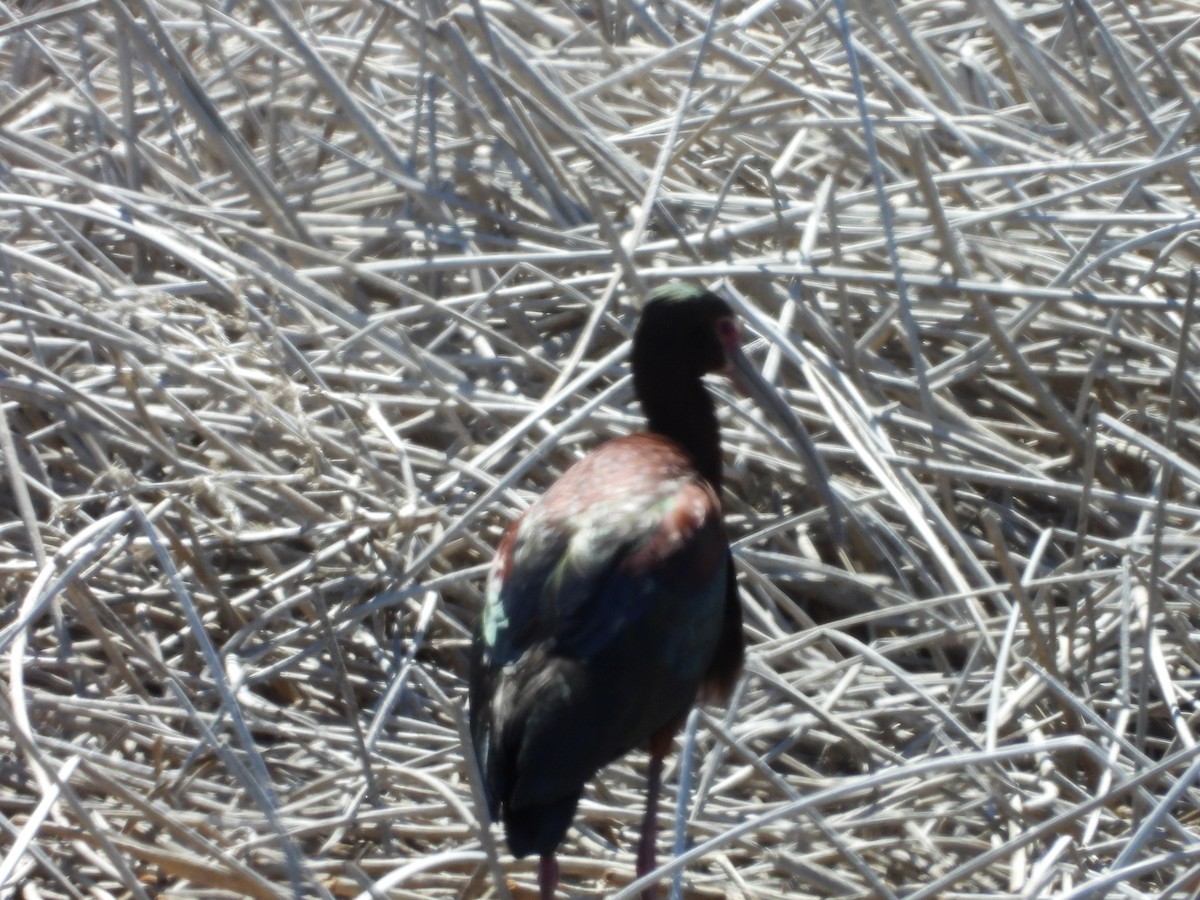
[1,0,1199,897]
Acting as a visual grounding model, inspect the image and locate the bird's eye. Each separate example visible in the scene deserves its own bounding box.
[716,317,739,350]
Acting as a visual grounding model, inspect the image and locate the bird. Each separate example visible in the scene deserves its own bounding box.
[468,283,839,899]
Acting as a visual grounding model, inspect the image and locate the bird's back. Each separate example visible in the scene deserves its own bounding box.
[469,433,737,858]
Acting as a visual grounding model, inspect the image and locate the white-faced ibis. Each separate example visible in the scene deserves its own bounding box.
[469,283,839,898]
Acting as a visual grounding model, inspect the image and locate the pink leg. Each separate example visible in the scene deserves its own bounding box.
[636,753,664,900]
[538,853,558,900]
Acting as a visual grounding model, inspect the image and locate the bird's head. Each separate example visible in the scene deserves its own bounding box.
[634,282,738,381]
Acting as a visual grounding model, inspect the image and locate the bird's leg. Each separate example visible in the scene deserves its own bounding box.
[636,752,664,899]
[538,853,559,900]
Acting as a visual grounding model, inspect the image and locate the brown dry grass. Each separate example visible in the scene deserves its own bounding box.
[2,0,1200,897]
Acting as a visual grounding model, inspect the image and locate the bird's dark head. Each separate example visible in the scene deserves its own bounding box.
[633,283,738,380]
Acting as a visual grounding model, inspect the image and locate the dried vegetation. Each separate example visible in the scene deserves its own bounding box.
[2,0,1200,897]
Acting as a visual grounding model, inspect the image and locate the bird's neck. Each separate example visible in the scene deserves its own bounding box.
[640,378,723,490]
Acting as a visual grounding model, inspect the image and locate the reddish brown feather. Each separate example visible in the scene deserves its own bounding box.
[529,432,711,521]
[621,477,720,576]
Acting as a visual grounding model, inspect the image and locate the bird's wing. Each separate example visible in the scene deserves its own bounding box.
[548,478,726,660]
[470,436,737,833]
[480,473,724,667]
[471,474,729,818]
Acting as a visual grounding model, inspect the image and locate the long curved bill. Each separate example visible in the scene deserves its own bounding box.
[726,343,846,546]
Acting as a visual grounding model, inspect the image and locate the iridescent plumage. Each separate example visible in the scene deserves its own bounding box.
[471,432,735,860]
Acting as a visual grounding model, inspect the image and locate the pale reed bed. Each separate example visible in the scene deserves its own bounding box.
[1,0,1198,897]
